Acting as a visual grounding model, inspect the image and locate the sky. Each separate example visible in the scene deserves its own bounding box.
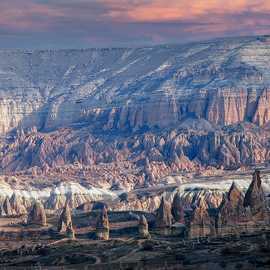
[0,0,270,49]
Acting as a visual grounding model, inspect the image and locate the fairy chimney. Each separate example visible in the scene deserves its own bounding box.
[10,193,27,215]
[66,223,75,239]
[95,207,110,240]
[138,215,151,239]
[188,198,212,238]
[27,201,47,226]
[244,170,268,222]
[58,204,73,233]
[218,182,247,223]
[3,197,13,216]
[155,197,172,228]
[171,192,185,223]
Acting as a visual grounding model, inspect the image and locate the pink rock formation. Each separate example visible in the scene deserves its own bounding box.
[244,170,268,221]
[66,223,75,239]
[2,197,13,216]
[10,193,27,215]
[188,198,212,238]
[58,204,73,233]
[171,193,185,223]
[138,215,151,239]
[95,207,110,240]
[27,201,47,226]
[207,88,248,125]
[155,197,172,228]
[218,182,250,234]
[253,89,270,126]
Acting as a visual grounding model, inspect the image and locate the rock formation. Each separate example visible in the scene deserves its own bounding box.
[253,88,270,126]
[95,207,110,240]
[138,215,151,239]
[45,192,66,211]
[0,203,6,217]
[1,121,269,187]
[58,204,73,233]
[155,197,172,234]
[1,36,270,184]
[219,182,246,222]
[10,193,27,215]
[171,193,184,223]
[218,182,250,234]
[76,201,108,212]
[2,197,13,216]
[244,170,268,221]
[188,198,212,238]
[27,201,47,226]
[1,38,270,135]
[179,170,270,238]
[66,223,75,239]
[144,157,156,184]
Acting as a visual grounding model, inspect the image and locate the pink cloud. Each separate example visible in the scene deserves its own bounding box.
[103,0,270,22]
[0,0,269,48]
[0,1,63,31]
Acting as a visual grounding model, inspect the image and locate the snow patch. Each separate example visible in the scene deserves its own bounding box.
[0,181,117,202]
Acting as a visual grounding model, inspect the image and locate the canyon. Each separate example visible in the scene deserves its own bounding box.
[1,36,270,134]
[0,36,270,192]
[0,35,270,269]
[0,35,270,221]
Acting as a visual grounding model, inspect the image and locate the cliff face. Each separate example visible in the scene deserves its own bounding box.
[253,88,270,126]
[0,36,270,134]
[0,36,270,179]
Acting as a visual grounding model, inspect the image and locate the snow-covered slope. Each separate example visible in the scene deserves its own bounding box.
[0,181,117,201]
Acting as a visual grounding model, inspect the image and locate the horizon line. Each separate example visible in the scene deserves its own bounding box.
[1,34,269,52]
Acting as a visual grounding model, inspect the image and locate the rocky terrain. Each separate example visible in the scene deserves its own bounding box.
[0,35,270,269]
[0,36,270,134]
[0,170,268,269]
[0,35,270,192]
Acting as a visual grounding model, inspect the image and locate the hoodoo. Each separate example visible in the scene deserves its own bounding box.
[188,198,212,238]
[171,192,185,223]
[10,193,27,215]
[27,201,47,226]
[66,223,75,239]
[58,204,73,233]
[155,197,172,234]
[244,170,268,221]
[138,215,151,239]
[2,197,13,216]
[218,182,249,234]
[95,207,110,240]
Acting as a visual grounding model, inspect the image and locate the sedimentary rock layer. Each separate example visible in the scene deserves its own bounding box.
[0,36,270,184]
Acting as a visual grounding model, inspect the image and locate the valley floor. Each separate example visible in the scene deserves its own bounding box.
[0,229,269,270]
